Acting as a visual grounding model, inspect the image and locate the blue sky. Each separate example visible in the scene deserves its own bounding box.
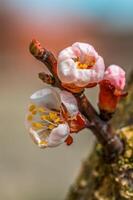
[5,0,133,28]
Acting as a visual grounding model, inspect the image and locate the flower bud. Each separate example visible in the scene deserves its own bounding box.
[98,65,126,120]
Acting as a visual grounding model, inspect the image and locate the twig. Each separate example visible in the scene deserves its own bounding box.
[29,39,124,162]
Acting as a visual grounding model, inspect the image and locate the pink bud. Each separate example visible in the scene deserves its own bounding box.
[104,65,126,90]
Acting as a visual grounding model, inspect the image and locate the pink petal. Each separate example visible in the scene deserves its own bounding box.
[104,65,126,90]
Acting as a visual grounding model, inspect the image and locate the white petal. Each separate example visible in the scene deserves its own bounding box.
[60,91,78,116]
[47,123,70,147]
[93,56,105,81]
[72,42,99,63]
[29,128,48,148]
[75,69,95,87]
[30,88,61,110]
[58,46,77,63]
[29,128,42,144]
[57,59,77,83]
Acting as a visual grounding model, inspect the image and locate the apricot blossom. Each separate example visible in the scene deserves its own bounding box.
[26,88,85,148]
[57,42,105,93]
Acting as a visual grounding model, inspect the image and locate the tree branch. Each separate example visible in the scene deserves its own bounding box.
[29,39,124,161]
[65,72,133,200]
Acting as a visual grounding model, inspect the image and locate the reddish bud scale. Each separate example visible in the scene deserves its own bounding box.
[29,39,44,58]
[38,72,55,85]
[65,135,73,145]
[99,80,122,113]
[86,82,97,88]
[62,83,84,93]
[61,82,97,94]
[68,113,86,133]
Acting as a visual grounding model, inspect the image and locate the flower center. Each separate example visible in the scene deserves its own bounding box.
[27,104,62,131]
[75,56,96,69]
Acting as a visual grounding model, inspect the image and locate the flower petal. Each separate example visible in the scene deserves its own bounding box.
[72,42,98,63]
[30,88,61,110]
[104,65,126,90]
[60,91,78,116]
[58,46,77,63]
[29,128,49,148]
[28,123,70,148]
[75,68,96,87]
[57,59,77,83]
[93,56,105,81]
[47,123,70,147]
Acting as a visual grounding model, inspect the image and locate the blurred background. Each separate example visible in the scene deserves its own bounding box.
[1,0,133,199]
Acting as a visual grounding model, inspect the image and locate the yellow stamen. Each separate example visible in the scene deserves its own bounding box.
[32,122,44,129]
[76,62,89,69]
[38,107,45,113]
[32,109,37,115]
[40,115,50,121]
[29,104,36,112]
[48,124,55,130]
[54,117,61,123]
[76,60,95,69]
[39,140,48,146]
[27,114,33,121]
[49,112,58,120]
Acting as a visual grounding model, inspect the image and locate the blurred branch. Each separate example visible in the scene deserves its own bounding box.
[65,71,133,200]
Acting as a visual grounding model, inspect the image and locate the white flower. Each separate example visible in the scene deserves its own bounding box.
[57,42,105,88]
[26,88,79,148]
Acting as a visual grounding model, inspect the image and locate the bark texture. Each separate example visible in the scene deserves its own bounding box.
[65,72,133,200]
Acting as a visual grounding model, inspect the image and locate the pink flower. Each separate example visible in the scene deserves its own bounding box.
[57,42,105,93]
[25,88,85,148]
[98,65,126,114]
[104,65,126,90]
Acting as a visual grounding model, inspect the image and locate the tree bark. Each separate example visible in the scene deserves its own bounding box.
[65,72,133,200]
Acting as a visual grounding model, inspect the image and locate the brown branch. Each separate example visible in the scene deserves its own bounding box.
[38,72,55,85]
[29,39,62,89]
[75,94,123,161]
[65,73,133,200]
[29,39,124,162]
